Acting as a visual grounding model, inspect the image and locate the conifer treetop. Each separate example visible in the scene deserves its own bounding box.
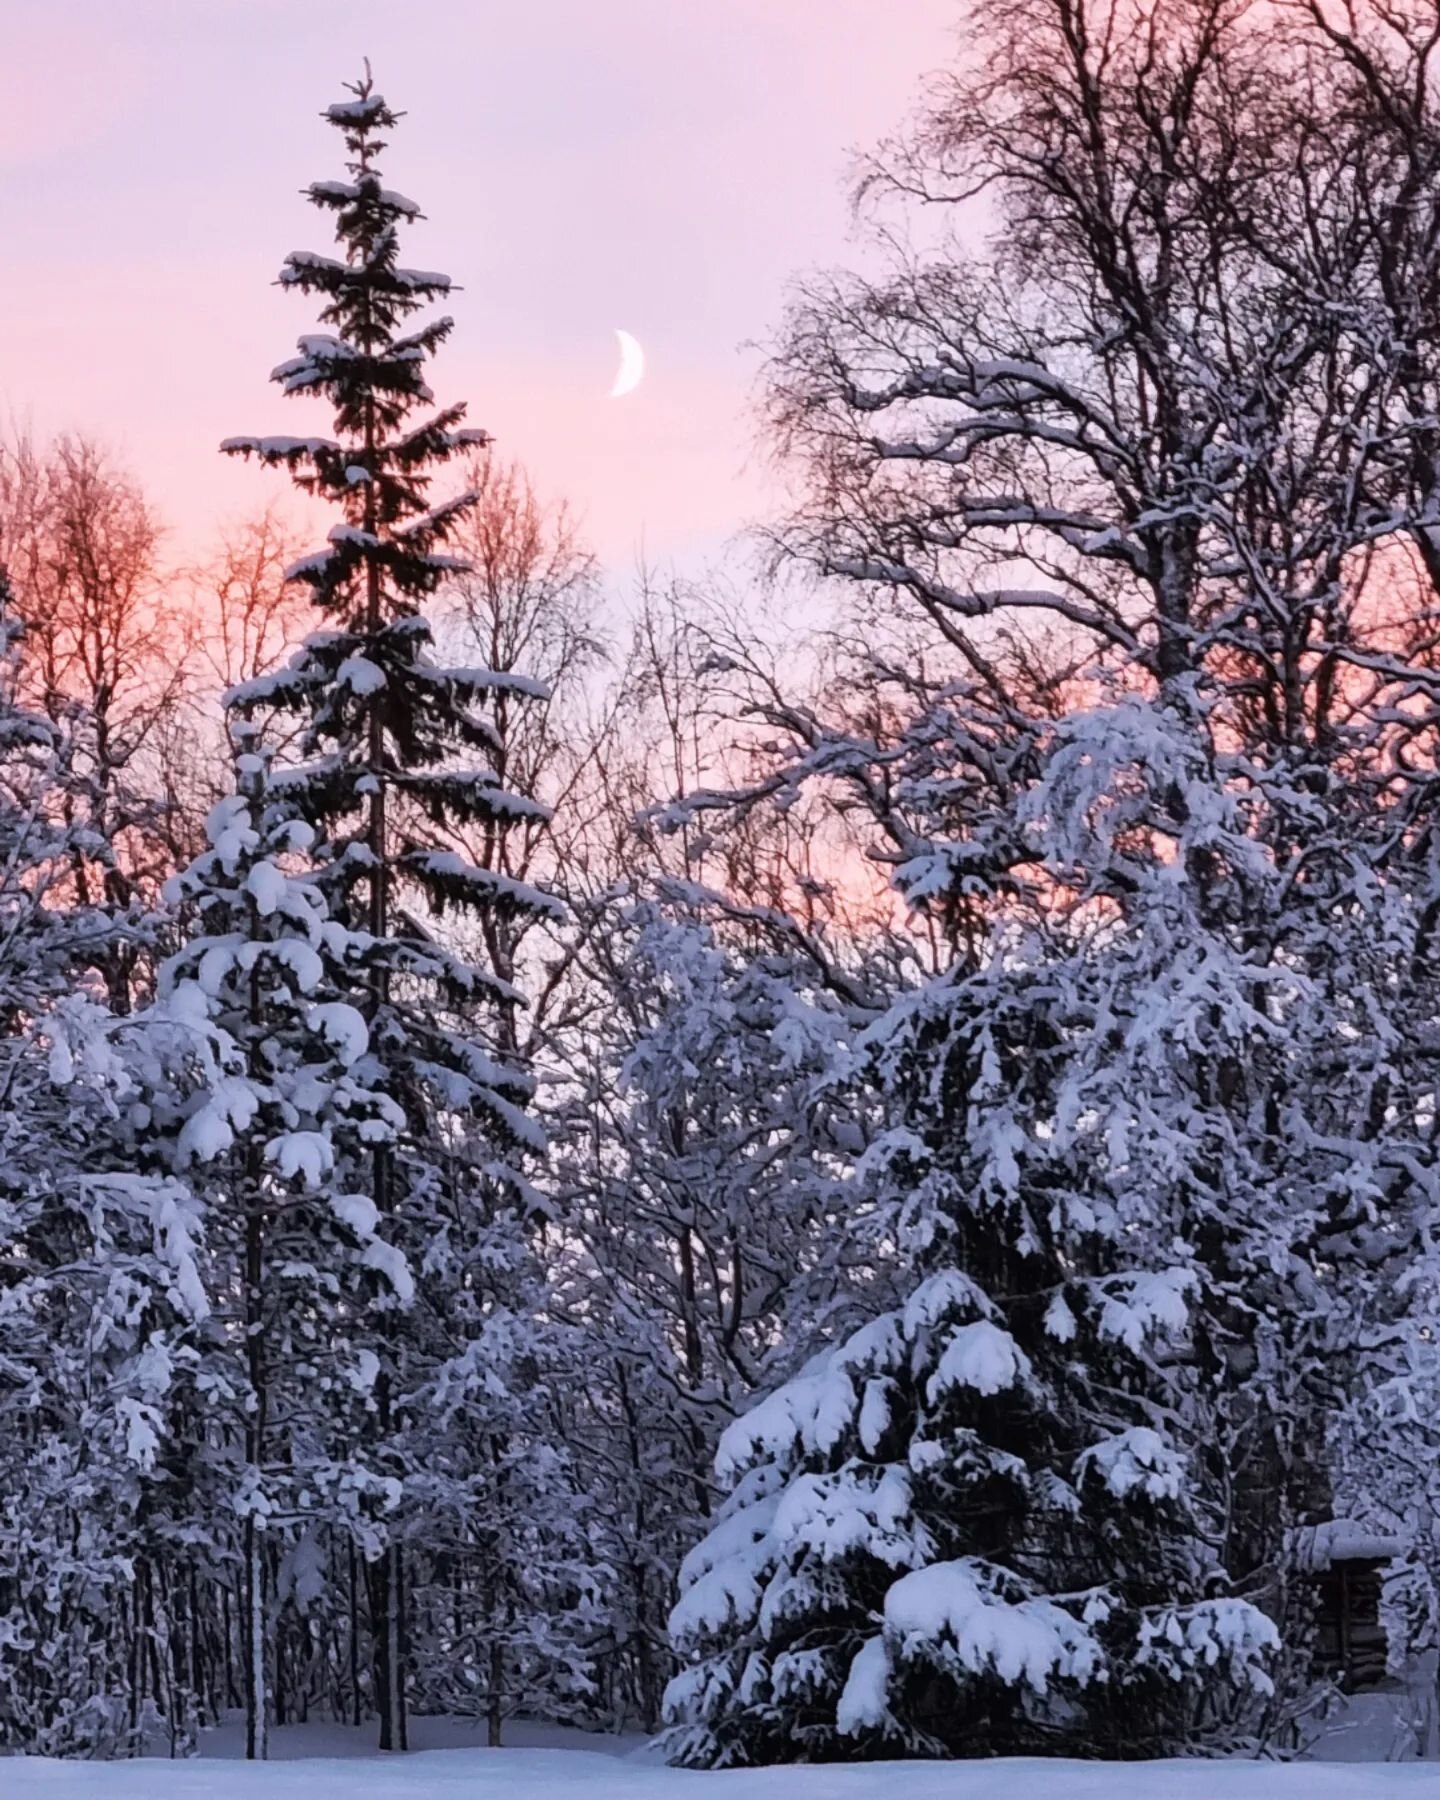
[217,66,562,1216]
[220,64,489,607]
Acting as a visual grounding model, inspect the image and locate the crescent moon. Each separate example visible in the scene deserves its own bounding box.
[609,328,645,399]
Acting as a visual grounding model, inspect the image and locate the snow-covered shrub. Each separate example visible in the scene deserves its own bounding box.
[666,1258,1276,1765]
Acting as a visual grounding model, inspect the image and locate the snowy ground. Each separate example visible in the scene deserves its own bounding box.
[7,1719,1440,1800]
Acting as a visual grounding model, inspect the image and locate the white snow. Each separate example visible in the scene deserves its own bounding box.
[7,1734,1436,1798]
[925,1320,1032,1400]
[1293,1518,1410,1571]
[220,435,340,459]
[835,1634,891,1734]
[293,337,355,368]
[883,1557,1102,1691]
[858,1376,892,1453]
[178,1076,262,1166]
[283,547,336,582]
[361,1236,415,1305]
[149,1180,210,1322]
[1093,1267,1195,1351]
[1077,1426,1186,1501]
[198,942,239,994]
[393,266,453,291]
[119,1394,161,1470]
[337,654,387,695]
[901,1268,994,1331]
[308,1000,369,1066]
[271,936,324,994]
[326,96,389,122]
[405,849,566,920]
[266,1130,334,1188]
[243,860,288,917]
[308,180,422,217]
[771,1465,922,1569]
[332,1191,379,1236]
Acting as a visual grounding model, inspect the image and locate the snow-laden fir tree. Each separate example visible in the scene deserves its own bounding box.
[155,726,410,1759]
[221,69,564,1750]
[662,704,1282,1764]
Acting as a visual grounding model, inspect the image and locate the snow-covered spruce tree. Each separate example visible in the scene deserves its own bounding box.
[0,569,213,1755]
[668,1262,1276,1766]
[661,702,1281,1765]
[221,71,564,1750]
[154,727,410,1759]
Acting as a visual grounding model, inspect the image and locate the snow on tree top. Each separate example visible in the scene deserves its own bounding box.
[397,419,490,454]
[220,435,341,459]
[394,490,480,540]
[308,179,422,217]
[270,336,359,390]
[326,95,390,122]
[393,267,453,292]
[295,334,358,362]
[403,849,567,921]
[279,250,345,281]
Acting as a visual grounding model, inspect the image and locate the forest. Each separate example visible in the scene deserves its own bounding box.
[7,0,1440,1776]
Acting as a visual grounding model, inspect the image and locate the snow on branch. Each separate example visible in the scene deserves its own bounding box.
[219,434,341,464]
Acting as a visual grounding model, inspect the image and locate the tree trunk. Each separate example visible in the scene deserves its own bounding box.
[243,1514,267,1761]
[488,1639,504,1748]
[348,1538,363,1728]
[371,1546,407,1752]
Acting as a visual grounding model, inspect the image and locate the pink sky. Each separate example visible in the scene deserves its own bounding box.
[1,0,961,573]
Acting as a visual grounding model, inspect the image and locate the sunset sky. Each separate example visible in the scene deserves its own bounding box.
[2,1,961,574]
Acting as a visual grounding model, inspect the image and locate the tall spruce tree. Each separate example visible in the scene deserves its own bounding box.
[221,70,562,1750]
